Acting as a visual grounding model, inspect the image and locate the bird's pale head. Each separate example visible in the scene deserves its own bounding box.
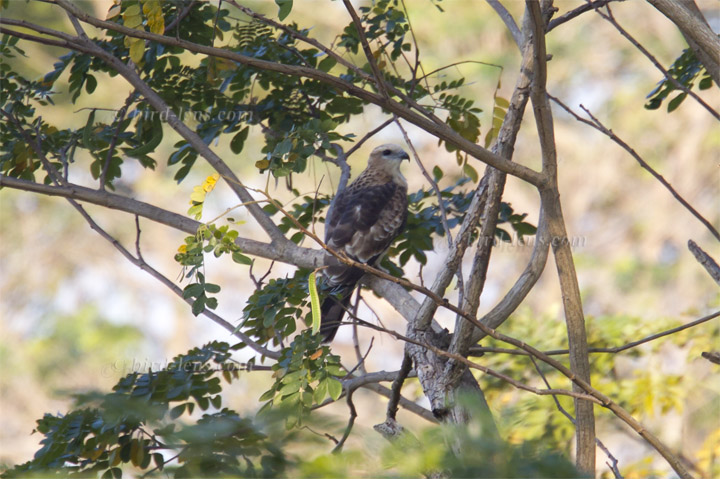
[367,144,410,184]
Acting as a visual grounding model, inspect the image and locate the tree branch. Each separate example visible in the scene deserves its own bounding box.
[688,240,720,285]
[485,0,523,49]
[550,95,720,242]
[526,1,595,473]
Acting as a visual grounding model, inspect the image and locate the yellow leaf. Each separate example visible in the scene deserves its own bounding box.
[255,159,270,170]
[309,349,323,360]
[177,244,187,254]
[202,173,220,192]
[106,4,121,19]
[189,185,206,203]
[129,38,145,64]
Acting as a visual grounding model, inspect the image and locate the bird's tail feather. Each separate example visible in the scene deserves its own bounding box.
[319,283,355,342]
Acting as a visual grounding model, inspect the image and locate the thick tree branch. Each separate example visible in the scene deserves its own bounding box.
[447,12,536,380]
[526,1,595,473]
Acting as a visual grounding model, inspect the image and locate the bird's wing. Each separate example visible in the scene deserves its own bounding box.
[325,178,407,265]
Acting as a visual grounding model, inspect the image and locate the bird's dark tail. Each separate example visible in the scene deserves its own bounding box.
[319,283,356,342]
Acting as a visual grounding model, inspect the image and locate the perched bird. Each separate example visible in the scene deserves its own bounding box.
[320,144,410,342]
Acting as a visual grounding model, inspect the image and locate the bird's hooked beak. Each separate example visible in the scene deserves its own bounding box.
[401,152,410,162]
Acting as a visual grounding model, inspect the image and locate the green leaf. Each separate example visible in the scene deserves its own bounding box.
[275,0,292,21]
[169,403,186,419]
[204,283,221,294]
[232,251,253,265]
[83,109,97,150]
[192,296,206,316]
[463,162,479,183]
[313,378,328,403]
[667,92,687,112]
[327,377,342,401]
[318,56,337,72]
[308,271,321,335]
[124,117,163,157]
[432,165,443,181]
[85,74,97,94]
[230,127,249,154]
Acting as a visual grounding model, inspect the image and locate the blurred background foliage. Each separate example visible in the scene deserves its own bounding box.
[0,0,718,477]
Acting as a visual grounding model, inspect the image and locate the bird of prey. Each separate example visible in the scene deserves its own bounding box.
[319,144,410,342]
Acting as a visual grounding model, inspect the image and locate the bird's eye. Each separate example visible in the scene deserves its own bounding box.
[382,149,392,156]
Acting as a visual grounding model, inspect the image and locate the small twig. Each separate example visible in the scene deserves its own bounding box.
[469,309,720,356]
[351,289,366,372]
[701,351,720,365]
[301,425,339,445]
[344,337,374,378]
[386,352,413,421]
[550,94,720,242]
[345,118,394,158]
[547,0,619,32]
[332,388,357,453]
[134,214,144,261]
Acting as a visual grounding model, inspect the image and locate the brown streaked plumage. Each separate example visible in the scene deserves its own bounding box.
[320,144,410,342]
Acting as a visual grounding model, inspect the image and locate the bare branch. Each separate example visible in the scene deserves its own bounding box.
[596,4,719,121]
[546,0,619,32]
[688,240,720,285]
[332,388,357,453]
[550,95,720,242]
[485,0,523,48]
[470,309,720,357]
[385,352,413,422]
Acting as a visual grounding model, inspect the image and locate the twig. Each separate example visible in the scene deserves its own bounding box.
[546,0,619,32]
[99,89,135,190]
[134,215,144,261]
[332,388,357,453]
[469,310,720,356]
[344,337,374,378]
[386,352,413,421]
[485,0,523,49]
[550,94,720,242]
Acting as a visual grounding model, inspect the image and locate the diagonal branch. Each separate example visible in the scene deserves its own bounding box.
[485,0,523,49]
[550,94,720,242]
[596,4,719,121]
